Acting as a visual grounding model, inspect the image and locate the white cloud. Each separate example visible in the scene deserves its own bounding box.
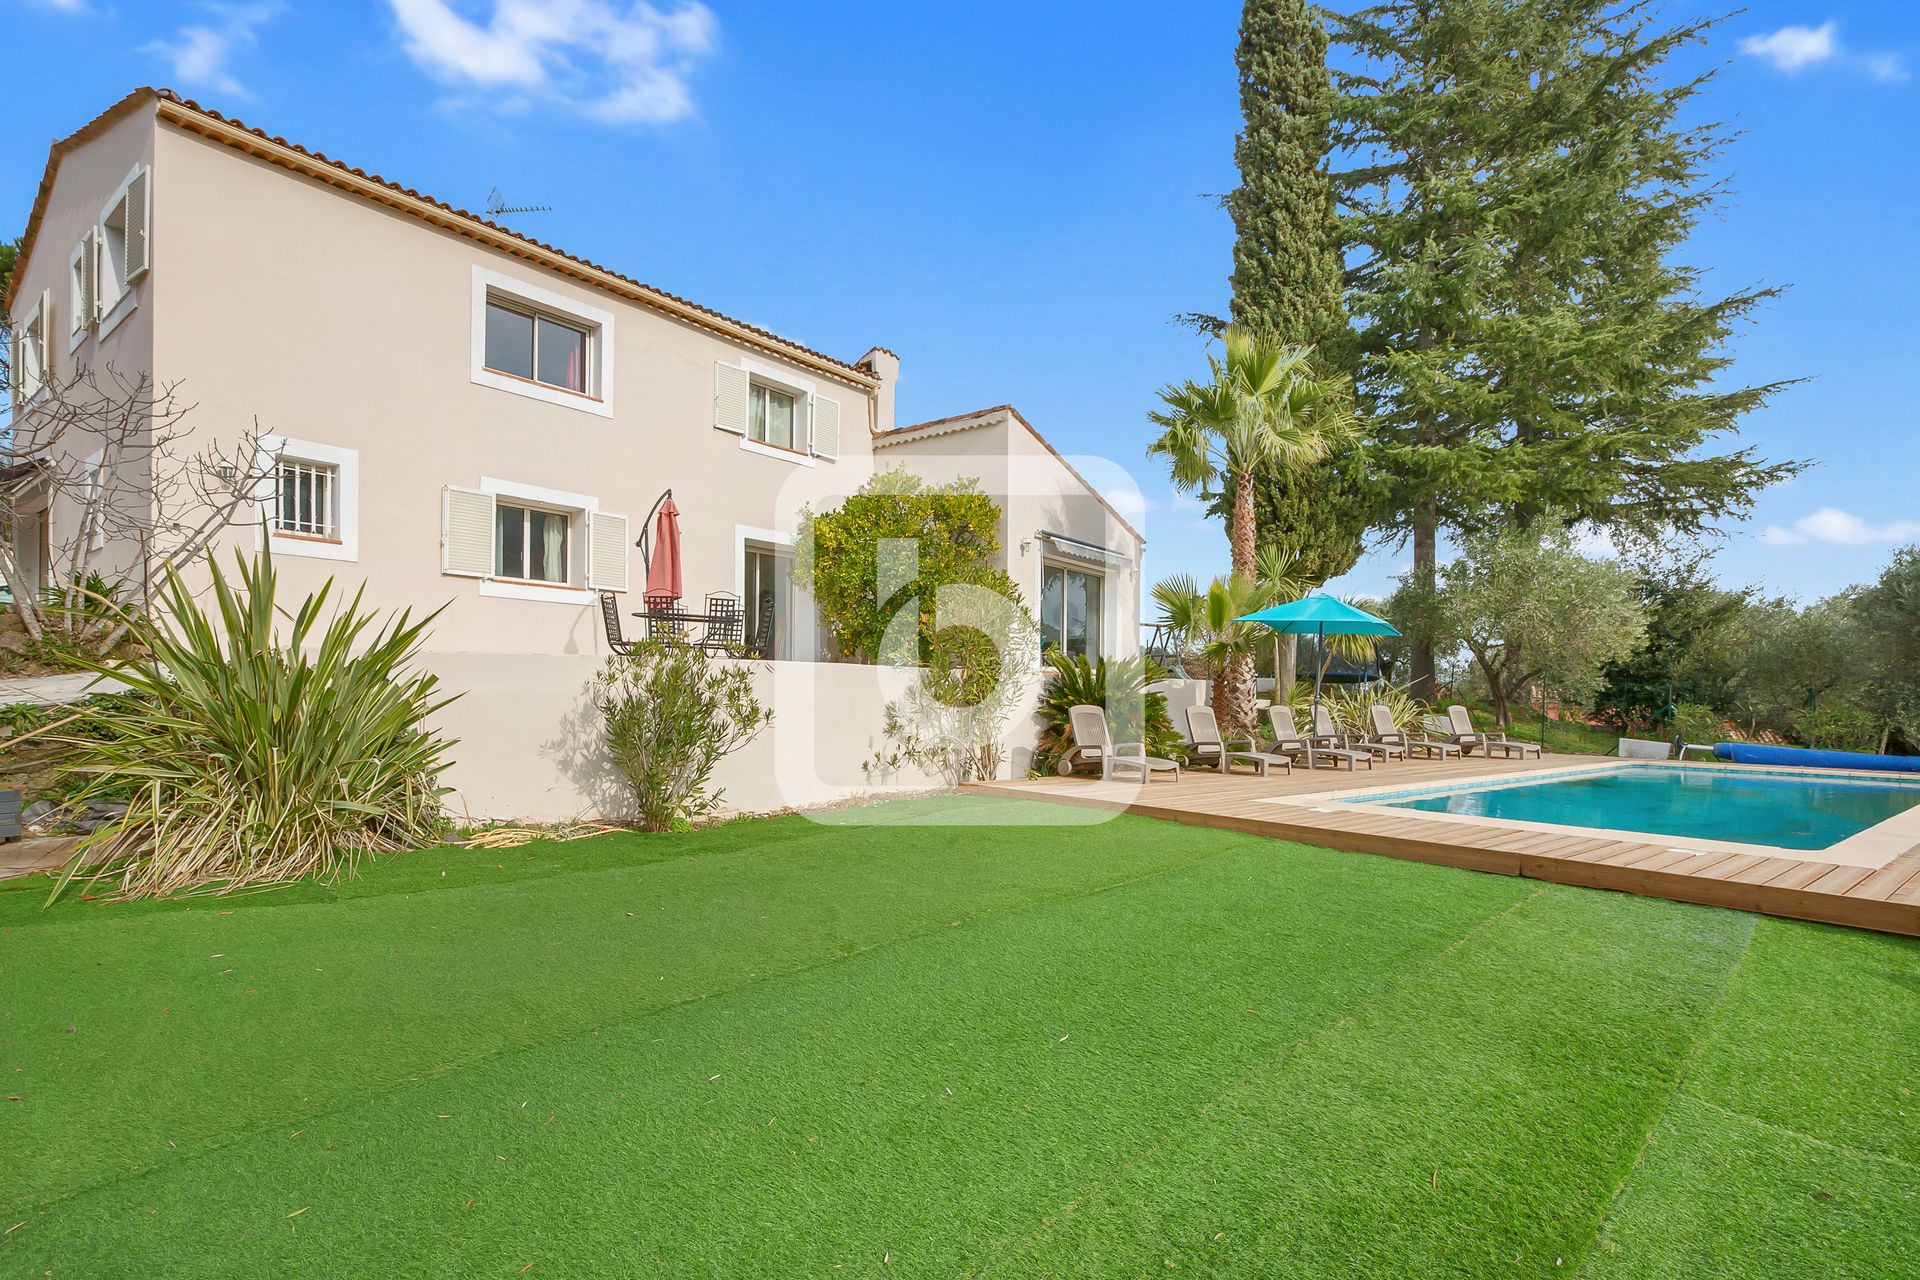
[1864,52,1912,84]
[1739,20,1908,82]
[35,0,90,13]
[147,3,282,98]
[1740,22,1838,71]
[386,0,718,125]
[1758,507,1920,548]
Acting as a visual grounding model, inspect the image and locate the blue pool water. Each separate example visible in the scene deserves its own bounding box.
[1352,765,1920,851]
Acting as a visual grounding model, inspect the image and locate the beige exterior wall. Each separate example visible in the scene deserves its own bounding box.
[143,121,885,656]
[8,97,1152,814]
[878,411,1146,662]
[5,105,160,594]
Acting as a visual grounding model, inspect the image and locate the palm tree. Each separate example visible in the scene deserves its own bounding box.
[1148,328,1357,581]
[1151,572,1276,739]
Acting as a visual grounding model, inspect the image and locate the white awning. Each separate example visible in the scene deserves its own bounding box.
[1037,530,1132,567]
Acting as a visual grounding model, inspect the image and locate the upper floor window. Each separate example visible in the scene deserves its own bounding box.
[95,165,150,332]
[469,266,615,417]
[484,301,589,395]
[748,382,798,450]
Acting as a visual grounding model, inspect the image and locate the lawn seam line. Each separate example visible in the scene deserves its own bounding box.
[965,880,1554,1278]
[7,825,1284,1216]
[1675,1091,1920,1173]
[1567,912,1760,1279]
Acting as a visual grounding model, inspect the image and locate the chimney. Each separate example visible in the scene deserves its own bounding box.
[858,346,900,435]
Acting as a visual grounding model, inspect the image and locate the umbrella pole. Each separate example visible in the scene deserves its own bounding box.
[1313,625,1325,738]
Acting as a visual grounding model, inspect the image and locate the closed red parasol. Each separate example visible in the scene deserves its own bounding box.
[643,497,683,606]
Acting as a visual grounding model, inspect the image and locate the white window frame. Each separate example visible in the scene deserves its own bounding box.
[1038,558,1109,662]
[737,357,816,467]
[469,266,615,418]
[96,164,147,341]
[733,524,828,662]
[477,476,598,604]
[255,436,359,563]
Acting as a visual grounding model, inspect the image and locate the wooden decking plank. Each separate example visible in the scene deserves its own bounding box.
[963,760,1920,936]
[1721,856,1817,887]
[1850,852,1920,901]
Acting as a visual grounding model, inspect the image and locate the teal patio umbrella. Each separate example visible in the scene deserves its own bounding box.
[1235,595,1402,732]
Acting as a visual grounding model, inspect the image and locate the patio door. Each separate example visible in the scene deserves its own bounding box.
[744,543,829,661]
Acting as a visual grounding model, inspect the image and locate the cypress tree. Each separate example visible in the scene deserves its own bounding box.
[1333,0,1801,697]
[1216,0,1359,693]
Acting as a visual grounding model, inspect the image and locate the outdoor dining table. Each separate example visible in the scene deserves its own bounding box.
[630,607,748,654]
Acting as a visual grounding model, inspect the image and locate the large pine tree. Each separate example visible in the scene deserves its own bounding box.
[1334,0,1800,696]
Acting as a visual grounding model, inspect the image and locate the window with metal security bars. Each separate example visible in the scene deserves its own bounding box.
[274,460,339,539]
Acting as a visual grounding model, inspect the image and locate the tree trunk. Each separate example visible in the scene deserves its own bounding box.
[1276,634,1298,703]
[1408,505,1438,700]
[1230,469,1257,579]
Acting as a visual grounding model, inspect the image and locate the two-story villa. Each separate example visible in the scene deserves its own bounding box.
[4,89,1147,816]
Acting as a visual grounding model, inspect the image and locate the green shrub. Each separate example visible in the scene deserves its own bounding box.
[1798,703,1880,753]
[593,642,773,832]
[1673,702,1726,746]
[1035,650,1185,772]
[52,548,456,901]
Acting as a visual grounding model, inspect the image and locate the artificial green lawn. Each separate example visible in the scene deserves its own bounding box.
[1,796,1914,1276]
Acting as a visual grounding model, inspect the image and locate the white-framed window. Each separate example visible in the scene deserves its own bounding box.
[735,526,829,661]
[1040,561,1104,660]
[469,266,614,417]
[11,289,51,407]
[256,437,359,562]
[275,459,338,538]
[96,164,150,338]
[441,477,629,603]
[748,382,798,450]
[711,358,841,464]
[494,500,571,583]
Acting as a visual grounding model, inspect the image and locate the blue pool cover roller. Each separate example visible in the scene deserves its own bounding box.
[1714,742,1920,774]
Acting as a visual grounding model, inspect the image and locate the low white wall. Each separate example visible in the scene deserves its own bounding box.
[420,653,958,823]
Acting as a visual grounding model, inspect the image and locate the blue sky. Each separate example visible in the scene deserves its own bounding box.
[9,0,1916,606]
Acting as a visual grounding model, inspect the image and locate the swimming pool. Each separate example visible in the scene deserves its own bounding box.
[1345,765,1920,852]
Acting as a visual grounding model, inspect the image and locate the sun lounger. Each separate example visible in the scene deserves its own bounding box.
[1060,704,1182,782]
[1369,704,1459,760]
[1445,705,1542,759]
[1185,705,1293,777]
[1265,704,1371,771]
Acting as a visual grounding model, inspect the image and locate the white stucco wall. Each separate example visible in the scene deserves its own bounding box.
[420,652,1040,822]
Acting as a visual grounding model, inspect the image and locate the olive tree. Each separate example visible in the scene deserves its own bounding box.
[1420,527,1648,725]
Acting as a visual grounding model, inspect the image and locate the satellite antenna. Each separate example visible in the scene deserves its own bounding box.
[484,186,553,219]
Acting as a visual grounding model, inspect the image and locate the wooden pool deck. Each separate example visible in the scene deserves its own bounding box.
[966,754,1920,937]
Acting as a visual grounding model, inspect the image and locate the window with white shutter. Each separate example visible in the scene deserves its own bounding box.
[95,164,150,332]
[442,486,496,578]
[69,234,97,340]
[811,395,841,461]
[14,291,49,404]
[714,362,749,434]
[587,512,630,592]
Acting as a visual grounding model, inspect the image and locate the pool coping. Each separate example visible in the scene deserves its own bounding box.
[1263,759,1920,870]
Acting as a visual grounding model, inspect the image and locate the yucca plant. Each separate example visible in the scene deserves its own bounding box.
[1034,649,1185,773]
[50,547,457,901]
